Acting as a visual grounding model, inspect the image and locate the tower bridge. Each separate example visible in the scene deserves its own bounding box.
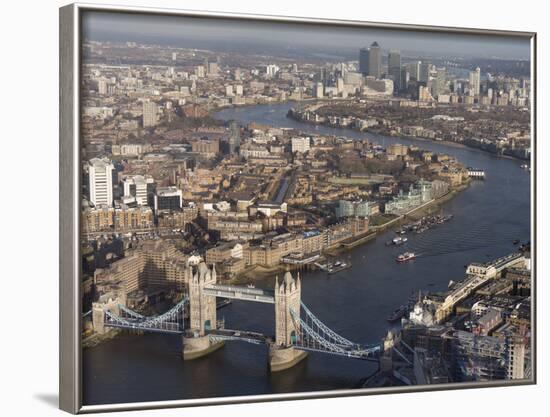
[92,263,380,371]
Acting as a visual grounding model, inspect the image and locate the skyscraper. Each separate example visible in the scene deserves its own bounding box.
[431,67,447,98]
[407,61,421,81]
[419,62,431,83]
[400,67,410,91]
[469,67,481,96]
[359,47,369,76]
[88,157,114,207]
[142,101,158,127]
[388,50,402,92]
[367,41,382,78]
[228,121,241,154]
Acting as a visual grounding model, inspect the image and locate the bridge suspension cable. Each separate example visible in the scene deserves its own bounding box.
[104,296,188,334]
[290,303,380,361]
[299,301,356,347]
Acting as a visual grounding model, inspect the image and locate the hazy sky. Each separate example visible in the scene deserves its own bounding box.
[83,11,531,61]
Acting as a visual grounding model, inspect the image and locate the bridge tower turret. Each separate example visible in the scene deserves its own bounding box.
[274,271,301,347]
[91,292,125,334]
[189,262,217,336]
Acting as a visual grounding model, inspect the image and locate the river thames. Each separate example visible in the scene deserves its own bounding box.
[83,102,531,405]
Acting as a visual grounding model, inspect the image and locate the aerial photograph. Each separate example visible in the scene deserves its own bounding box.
[79,11,533,406]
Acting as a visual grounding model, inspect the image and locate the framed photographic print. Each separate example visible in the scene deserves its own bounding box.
[59,3,536,413]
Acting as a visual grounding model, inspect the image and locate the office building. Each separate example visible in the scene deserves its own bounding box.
[122,175,155,207]
[88,157,114,207]
[359,47,370,75]
[408,61,421,81]
[154,187,183,212]
[419,62,431,83]
[400,66,410,91]
[388,50,402,92]
[368,41,382,78]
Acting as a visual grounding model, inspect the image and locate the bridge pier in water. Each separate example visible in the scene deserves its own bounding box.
[270,272,308,372]
[183,334,225,360]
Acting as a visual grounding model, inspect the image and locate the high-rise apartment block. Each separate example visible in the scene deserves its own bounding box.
[142,100,158,127]
[154,187,183,212]
[228,121,241,154]
[469,67,481,96]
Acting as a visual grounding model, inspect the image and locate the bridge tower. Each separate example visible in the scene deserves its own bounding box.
[183,262,224,360]
[91,292,125,334]
[270,271,308,371]
[274,271,301,346]
[189,262,217,336]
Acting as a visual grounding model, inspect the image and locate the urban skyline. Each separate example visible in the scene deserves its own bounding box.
[83,11,531,60]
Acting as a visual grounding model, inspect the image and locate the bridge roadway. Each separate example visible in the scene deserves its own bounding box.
[207,329,270,345]
[203,284,275,304]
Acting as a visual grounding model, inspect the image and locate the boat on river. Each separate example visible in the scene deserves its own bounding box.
[396,252,416,262]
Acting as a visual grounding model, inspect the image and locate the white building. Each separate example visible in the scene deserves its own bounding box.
[469,67,481,96]
[266,64,280,77]
[291,136,311,153]
[122,175,155,206]
[88,157,114,207]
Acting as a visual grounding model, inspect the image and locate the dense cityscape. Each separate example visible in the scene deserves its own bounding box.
[80,16,532,404]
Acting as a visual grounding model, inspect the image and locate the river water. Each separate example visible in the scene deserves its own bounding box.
[83,102,531,405]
